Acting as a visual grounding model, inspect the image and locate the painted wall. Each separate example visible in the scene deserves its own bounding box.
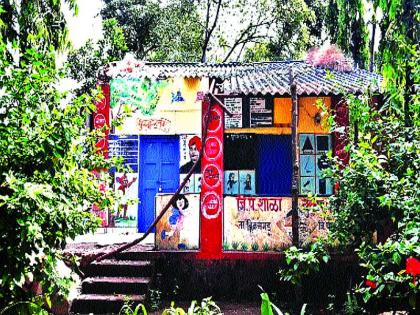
[111,77,206,135]
[298,97,331,134]
[155,193,200,250]
[224,96,332,135]
[223,196,330,251]
[223,196,292,252]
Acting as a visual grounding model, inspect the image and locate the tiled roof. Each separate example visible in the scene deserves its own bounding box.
[100,60,382,96]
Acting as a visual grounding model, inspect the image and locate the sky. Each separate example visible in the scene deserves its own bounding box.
[64,0,103,49]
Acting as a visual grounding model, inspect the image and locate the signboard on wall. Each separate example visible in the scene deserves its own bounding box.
[223,196,292,251]
[250,98,272,127]
[113,172,139,227]
[155,193,200,250]
[224,196,331,251]
[109,135,139,172]
[224,98,242,128]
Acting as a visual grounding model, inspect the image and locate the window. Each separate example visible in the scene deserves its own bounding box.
[299,134,332,195]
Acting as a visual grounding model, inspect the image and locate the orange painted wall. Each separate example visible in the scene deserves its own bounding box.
[274,97,292,125]
[298,97,331,134]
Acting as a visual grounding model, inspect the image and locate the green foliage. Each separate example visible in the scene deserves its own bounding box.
[244,0,325,61]
[0,301,48,315]
[0,3,124,310]
[261,292,275,315]
[279,244,330,285]
[0,0,77,53]
[278,2,419,311]
[67,18,128,96]
[119,301,147,315]
[100,0,328,63]
[265,0,319,60]
[326,0,369,68]
[261,290,306,315]
[162,297,222,315]
[101,0,202,62]
[147,288,162,311]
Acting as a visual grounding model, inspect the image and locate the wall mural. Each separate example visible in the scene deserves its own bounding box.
[224,196,331,251]
[155,193,200,250]
[179,134,202,174]
[113,172,139,227]
[110,78,167,116]
[223,196,292,251]
[239,170,256,195]
[110,77,203,136]
[180,174,202,194]
[298,198,331,245]
[224,171,239,195]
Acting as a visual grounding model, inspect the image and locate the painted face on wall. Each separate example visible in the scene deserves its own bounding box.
[176,198,185,210]
[189,144,200,163]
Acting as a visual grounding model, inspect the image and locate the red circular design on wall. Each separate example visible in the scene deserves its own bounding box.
[206,108,222,132]
[204,137,222,160]
[94,113,106,129]
[95,138,106,150]
[203,164,221,188]
[201,192,221,219]
[96,99,106,111]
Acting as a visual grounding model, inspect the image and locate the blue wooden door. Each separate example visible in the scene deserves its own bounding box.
[139,136,179,232]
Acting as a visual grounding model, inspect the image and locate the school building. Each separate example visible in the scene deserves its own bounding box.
[92,57,381,259]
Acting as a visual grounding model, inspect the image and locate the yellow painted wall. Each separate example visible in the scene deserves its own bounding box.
[114,77,206,135]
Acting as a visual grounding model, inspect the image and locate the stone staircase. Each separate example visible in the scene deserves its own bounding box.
[70,256,155,314]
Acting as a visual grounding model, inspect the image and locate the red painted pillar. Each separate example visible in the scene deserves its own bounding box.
[92,84,111,226]
[94,84,110,158]
[199,100,224,259]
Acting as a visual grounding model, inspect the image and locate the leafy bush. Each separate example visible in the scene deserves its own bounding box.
[0,9,123,311]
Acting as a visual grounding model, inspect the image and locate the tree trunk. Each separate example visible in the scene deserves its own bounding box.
[369,16,376,72]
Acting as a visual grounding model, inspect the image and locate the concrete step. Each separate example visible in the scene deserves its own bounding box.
[82,277,151,295]
[70,293,145,314]
[83,259,154,277]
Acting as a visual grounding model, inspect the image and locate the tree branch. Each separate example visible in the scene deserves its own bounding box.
[201,0,222,62]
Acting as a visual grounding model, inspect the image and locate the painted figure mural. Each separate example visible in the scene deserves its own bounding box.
[179,135,202,174]
[156,194,200,250]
